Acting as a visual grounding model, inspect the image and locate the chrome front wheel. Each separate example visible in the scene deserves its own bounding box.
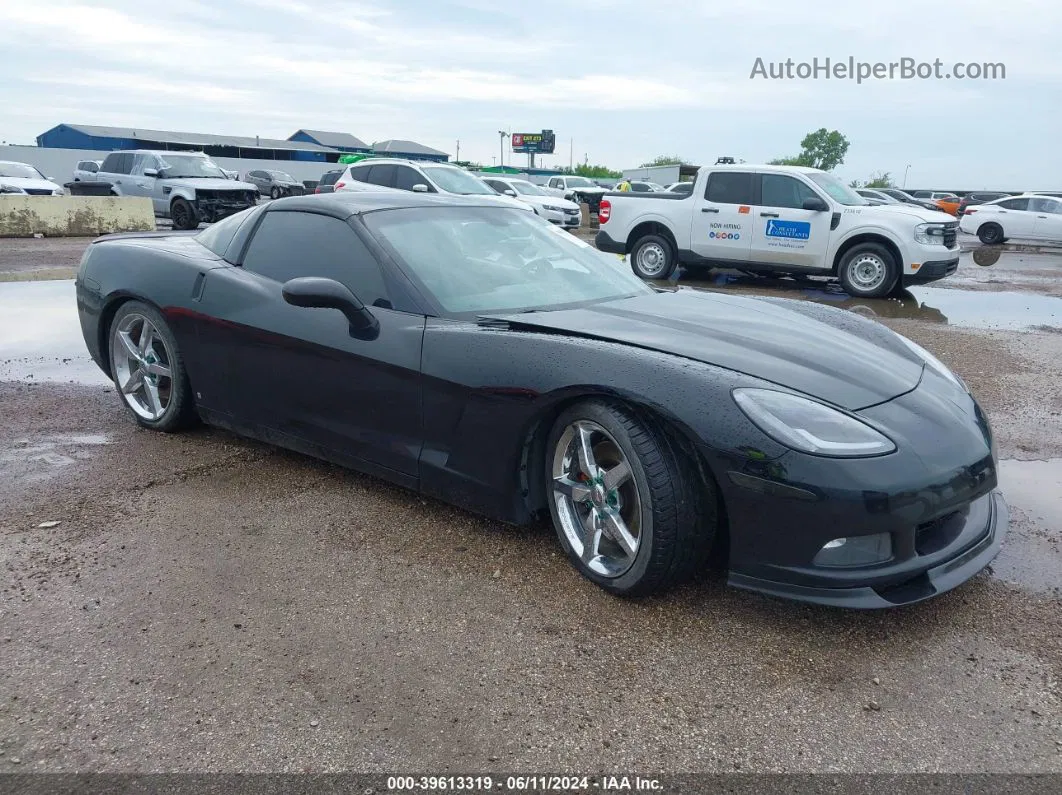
[111,313,174,422]
[552,419,642,578]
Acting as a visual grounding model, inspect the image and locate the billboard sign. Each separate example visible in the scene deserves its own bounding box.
[511,130,556,154]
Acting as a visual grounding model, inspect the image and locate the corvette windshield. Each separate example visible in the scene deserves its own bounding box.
[365,207,653,315]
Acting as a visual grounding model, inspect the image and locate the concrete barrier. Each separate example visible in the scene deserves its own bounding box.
[0,196,155,237]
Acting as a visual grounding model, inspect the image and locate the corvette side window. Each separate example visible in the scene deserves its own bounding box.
[241,211,392,308]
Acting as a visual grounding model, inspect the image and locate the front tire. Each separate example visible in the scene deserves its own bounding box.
[545,401,712,596]
[630,234,677,280]
[270,186,281,200]
[170,198,198,231]
[977,222,1005,245]
[837,242,898,298]
[109,301,197,432]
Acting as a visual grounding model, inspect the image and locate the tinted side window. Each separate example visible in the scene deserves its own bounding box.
[196,206,258,259]
[484,179,507,193]
[394,166,426,192]
[997,198,1030,211]
[705,172,754,204]
[760,174,819,209]
[101,153,130,174]
[366,164,396,188]
[320,171,340,186]
[241,211,391,307]
[349,166,371,183]
[631,183,650,192]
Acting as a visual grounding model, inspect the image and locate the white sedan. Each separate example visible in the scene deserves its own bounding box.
[482,176,582,228]
[959,193,1062,244]
[0,160,64,195]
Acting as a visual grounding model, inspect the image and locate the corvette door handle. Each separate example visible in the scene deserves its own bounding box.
[701,207,719,213]
[760,212,780,218]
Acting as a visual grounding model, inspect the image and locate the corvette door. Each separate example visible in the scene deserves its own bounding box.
[195,208,425,483]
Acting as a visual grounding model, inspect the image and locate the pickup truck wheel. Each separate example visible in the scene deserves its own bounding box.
[977,223,1004,245]
[170,198,198,231]
[838,243,897,298]
[630,235,677,280]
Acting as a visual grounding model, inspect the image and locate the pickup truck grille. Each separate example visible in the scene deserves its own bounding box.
[943,223,958,248]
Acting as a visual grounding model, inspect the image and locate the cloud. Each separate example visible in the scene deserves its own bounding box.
[0,0,1057,184]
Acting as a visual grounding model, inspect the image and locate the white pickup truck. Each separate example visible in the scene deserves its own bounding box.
[595,164,960,297]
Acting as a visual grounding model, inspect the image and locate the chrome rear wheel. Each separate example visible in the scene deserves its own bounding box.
[110,313,174,422]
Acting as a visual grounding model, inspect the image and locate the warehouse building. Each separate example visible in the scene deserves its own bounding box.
[36,124,450,163]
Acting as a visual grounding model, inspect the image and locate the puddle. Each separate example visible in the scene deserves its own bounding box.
[0,433,112,487]
[685,274,1062,331]
[0,279,110,384]
[991,459,1062,595]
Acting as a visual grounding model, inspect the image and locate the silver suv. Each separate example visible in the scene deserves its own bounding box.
[94,150,258,230]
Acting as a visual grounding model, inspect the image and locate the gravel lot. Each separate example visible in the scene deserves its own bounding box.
[0,233,1060,775]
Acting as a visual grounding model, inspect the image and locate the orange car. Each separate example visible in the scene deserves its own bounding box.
[911,191,961,215]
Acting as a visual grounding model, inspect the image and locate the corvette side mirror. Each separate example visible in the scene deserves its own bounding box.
[802,196,829,212]
[282,277,379,340]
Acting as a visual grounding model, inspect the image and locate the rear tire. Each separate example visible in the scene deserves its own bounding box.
[108,301,197,432]
[977,223,1004,245]
[545,400,713,596]
[630,234,677,280]
[838,242,898,298]
[170,198,198,231]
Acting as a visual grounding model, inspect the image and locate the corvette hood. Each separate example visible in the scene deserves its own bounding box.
[490,289,924,410]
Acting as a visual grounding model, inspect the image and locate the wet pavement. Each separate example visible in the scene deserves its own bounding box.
[1,264,1061,773]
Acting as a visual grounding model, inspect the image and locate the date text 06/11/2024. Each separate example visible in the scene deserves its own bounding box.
[385,776,663,791]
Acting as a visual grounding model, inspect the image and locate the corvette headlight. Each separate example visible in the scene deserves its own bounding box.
[733,389,896,457]
[914,223,947,245]
[894,333,966,391]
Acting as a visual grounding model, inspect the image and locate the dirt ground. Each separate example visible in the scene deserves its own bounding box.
[0,234,1060,775]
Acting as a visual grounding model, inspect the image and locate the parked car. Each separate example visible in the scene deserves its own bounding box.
[665,182,694,196]
[76,191,1006,607]
[0,161,64,195]
[959,194,1062,244]
[544,175,609,212]
[956,192,1010,217]
[245,169,306,199]
[220,169,241,181]
[878,188,940,211]
[627,181,665,193]
[596,164,959,297]
[315,169,343,194]
[855,189,901,205]
[482,176,581,228]
[335,159,531,212]
[92,150,258,230]
[73,160,102,182]
[911,190,961,215]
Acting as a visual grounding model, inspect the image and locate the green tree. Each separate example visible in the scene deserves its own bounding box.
[769,129,850,171]
[864,171,892,188]
[560,163,622,178]
[639,155,688,168]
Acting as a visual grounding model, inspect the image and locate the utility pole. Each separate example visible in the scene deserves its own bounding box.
[498,130,509,168]
[569,138,573,171]
[456,140,460,162]
[903,164,911,189]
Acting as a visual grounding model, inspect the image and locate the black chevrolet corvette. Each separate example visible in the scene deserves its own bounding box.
[75,192,1007,608]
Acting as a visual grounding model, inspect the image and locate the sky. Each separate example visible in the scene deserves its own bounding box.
[0,0,1058,189]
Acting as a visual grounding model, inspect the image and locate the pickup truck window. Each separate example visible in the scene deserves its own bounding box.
[705,172,754,204]
[761,174,821,209]
[807,172,867,206]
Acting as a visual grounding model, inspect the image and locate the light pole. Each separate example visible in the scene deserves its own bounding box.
[498,131,509,168]
[903,164,911,189]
